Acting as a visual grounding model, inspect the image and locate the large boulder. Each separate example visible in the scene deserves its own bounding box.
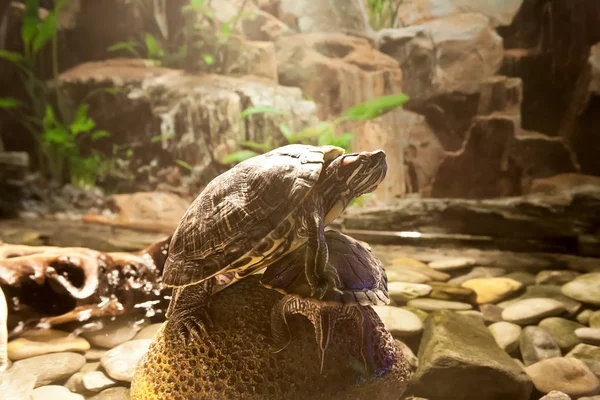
[57,59,318,194]
[393,0,524,28]
[377,13,503,103]
[131,276,412,399]
[431,115,578,199]
[279,0,372,37]
[406,310,532,400]
[276,33,406,201]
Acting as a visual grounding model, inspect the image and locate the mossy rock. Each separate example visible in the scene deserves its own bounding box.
[131,276,411,400]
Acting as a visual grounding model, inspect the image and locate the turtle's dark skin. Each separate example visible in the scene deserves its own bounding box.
[163,144,387,340]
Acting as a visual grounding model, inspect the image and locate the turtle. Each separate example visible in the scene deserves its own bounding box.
[261,230,390,306]
[264,230,390,374]
[163,144,387,339]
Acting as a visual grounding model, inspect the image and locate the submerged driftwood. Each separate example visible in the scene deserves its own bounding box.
[0,236,171,336]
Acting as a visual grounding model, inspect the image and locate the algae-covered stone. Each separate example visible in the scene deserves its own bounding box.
[520,326,562,366]
[406,310,532,400]
[539,318,584,352]
[562,273,600,306]
[131,276,411,400]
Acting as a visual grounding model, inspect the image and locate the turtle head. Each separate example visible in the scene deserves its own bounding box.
[321,149,387,223]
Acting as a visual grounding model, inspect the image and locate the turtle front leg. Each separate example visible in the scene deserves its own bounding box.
[305,212,341,299]
[167,279,214,344]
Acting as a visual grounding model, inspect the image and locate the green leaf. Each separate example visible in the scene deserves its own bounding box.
[289,122,332,143]
[151,133,174,143]
[220,22,232,39]
[202,53,214,65]
[43,104,58,129]
[0,50,25,63]
[70,104,96,134]
[344,94,409,121]
[126,148,134,158]
[240,141,271,152]
[107,41,141,56]
[330,133,355,151]
[91,130,110,141]
[32,13,57,53]
[42,127,70,144]
[175,159,193,170]
[21,16,39,47]
[220,150,259,164]
[279,123,293,143]
[0,98,22,109]
[240,106,289,118]
[145,33,165,59]
[104,87,122,95]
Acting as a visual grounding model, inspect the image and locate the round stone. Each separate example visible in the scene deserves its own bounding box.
[539,317,584,352]
[101,340,151,382]
[85,348,107,361]
[387,282,432,303]
[575,328,600,346]
[373,306,423,337]
[536,270,581,286]
[480,303,504,323]
[7,329,90,360]
[488,321,522,353]
[462,278,523,304]
[428,282,477,304]
[561,273,600,306]
[525,357,600,397]
[406,298,473,311]
[387,258,450,283]
[82,371,117,392]
[539,390,575,400]
[0,367,36,400]
[502,298,566,325]
[134,323,163,340]
[400,306,429,322]
[11,352,86,387]
[83,317,149,349]
[520,326,562,366]
[32,385,84,400]
[504,272,537,287]
[577,310,594,326]
[447,267,506,285]
[88,386,131,400]
[566,344,600,378]
[590,311,600,328]
[427,257,476,271]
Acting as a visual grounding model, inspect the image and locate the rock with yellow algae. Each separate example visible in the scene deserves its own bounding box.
[131,276,411,400]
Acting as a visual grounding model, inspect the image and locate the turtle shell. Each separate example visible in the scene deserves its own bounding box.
[261,230,390,306]
[162,144,345,288]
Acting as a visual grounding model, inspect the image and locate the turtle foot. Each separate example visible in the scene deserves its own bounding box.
[171,305,213,344]
[310,266,342,300]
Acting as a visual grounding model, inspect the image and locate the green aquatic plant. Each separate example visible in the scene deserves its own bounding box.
[0,0,114,188]
[221,93,409,164]
[367,0,402,30]
[108,0,251,74]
